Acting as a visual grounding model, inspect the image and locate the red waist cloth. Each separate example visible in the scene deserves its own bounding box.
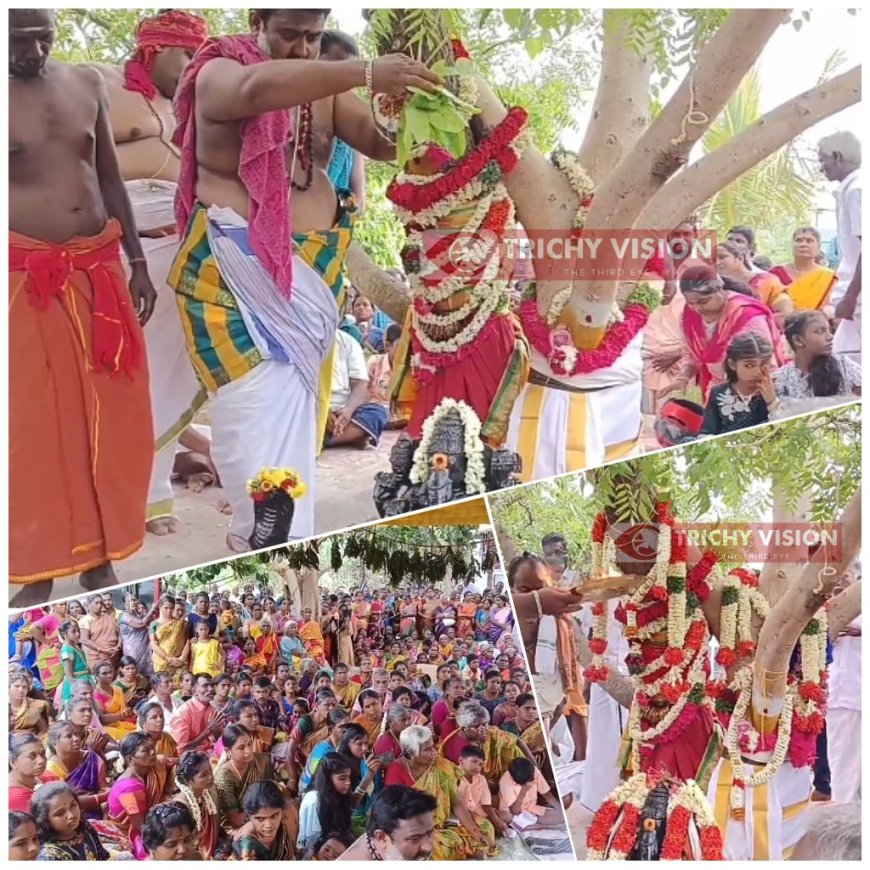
[405,312,519,442]
[9,220,142,376]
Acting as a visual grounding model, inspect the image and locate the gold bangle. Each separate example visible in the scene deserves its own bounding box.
[365,59,373,93]
[129,257,147,265]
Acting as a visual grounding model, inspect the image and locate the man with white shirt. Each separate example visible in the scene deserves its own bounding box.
[827,563,861,804]
[819,132,861,364]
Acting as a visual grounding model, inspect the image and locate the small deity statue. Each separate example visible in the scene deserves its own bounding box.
[631,781,671,861]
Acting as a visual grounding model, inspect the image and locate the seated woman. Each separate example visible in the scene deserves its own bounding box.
[769,226,837,311]
[214,698,270,758]
[500,694,556,792]
[491,681,522,727]
[774,310,861,402]
[673,266,783,402]
[93,660,137,742]
[440,701,532,787]
[233,780,296,860]
[141,802,200,861]
[214,723,275,836]
[9,733,47,814]
[107,732,166,860]
[9,670,49,737]
[354,689,385,744]
[138,701,179,784]
[297,752,354,855]
[9,811,40,862]
[299,707,351,792]
[717,241,793,326]
[32,781,109,861]
[285,690,339,793]
[392,686,428,726]
[42,721,108,820]
[337,723,383,833]
[64,696,114,756]
[373,702,411,763]
[384,725,496,858]
[174,750,227,860]
[114,655,151,712]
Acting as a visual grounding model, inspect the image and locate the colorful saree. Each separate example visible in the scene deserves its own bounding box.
[352,602,371,637]
[299,620,326,661]
[33,612,65,691]
[151,618,187,677]
[488,607,514,644]
[354,713,383,744]
[59,644,92,704]
[113,675,150,710]
[10,698,49,735]
[435,606,457,638]
[399,603,417,636]
[457,602,478,639]
[44,750,106,820]
[36,823,110,861]
[107,772,165,860]
[682,291,784,400]
[234,824,295,860]
[475,608,491,642]
[215,752,273,833]
[440,725,524,784]
[94,684,137,741]
[333,680,361,709]
[770,264,837,310]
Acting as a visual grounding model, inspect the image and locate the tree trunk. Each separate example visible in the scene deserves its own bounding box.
[298,567,322,621]
[827,582,861,639]
[758,484,812,607]
[577,10,653,185]
[573,621,635,708]
[638,66,862,229]
[345,241,412,323]
[756,485,861,702]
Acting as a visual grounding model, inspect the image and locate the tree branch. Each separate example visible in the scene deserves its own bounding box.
[638,66,862,229]
[577,10,653,184]
[827,582,861,640]
[757,484,861,697]
[344,241,412,323]
[493,517,520,566]
[573,622,635,708]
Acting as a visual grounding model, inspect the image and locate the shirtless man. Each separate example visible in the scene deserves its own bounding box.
[9,8,156,605]
[88,10,211,536]
[167,9,440,550]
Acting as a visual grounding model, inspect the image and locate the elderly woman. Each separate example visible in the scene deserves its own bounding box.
[673,265,783,401]
[384,725,496,858]
[441,701,532,785]
[93,660,137,741]
[42,721,108,819]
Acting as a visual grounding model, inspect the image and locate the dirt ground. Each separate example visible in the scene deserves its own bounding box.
[27,431,401,603]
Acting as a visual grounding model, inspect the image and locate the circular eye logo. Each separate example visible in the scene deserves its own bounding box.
[445,229,498,276]
[612,523,659,562]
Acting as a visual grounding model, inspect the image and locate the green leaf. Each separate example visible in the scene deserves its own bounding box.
[427,109,468,133]
[504,9,524,29]
[525,35,546,59]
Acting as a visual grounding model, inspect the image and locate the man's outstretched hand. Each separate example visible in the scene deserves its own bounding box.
[372,54,442,95]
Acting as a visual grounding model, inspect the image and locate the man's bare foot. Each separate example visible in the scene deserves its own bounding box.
[216,499,233,515]
[80,563,118,591]
[147,516,180,536]
[10,580,54,608]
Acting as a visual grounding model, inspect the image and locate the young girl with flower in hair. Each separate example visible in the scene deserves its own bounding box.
[700,333,779,436]
[773,310,861,402]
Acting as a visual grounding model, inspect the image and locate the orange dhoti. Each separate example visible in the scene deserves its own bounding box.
[9,220,153,584]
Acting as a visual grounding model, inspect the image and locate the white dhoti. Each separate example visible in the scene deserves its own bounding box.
[204,207,338,549]
[833,312,861,366]
[828,707,862,803]
[580,684,628,813]
[707,758,812,861]
[506,335,644,482]
[124,180,205,522]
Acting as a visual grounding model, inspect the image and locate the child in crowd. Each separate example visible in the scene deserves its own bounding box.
[58,620,90,706]
[31,781,110,861]
[367,323,406,429]
[457,746,511,839]
[311,830,355,860]
[190,620,224,678]
[774,310,861,400]
[700,333,778,435]
[172,671,195,703]
[8,812,40,861]
[497,757,565,832]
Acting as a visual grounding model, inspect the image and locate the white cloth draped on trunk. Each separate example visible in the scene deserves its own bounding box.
[506,334,644,482]
[204,206,338,549]
[124,179,205,521]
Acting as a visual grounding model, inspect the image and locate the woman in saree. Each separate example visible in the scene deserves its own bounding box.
[337,723,383,834]
[385,726,496,858]
[399,594,417,637]
[474,601,492,642]
[42,721,108,819]
[392,686,429,726]
[770,226,837,311]
[457,594,478,639]
[501,693,556,791]
[242,636,269,674]
[440,701,532,785]
[716,241,793,325]
[233,779,296,860]
[285,690,340,791]
[114,654,151,710]
[107,732,166,860]
[487,595,515,646]
[299,707,352,791]
[149,594,189,685]
[256,618,281,670]
[93,660,137,741]
[215,723,275,836]
[434,596,458,639]
[58,619,92,706]
[9,671,49,736]
[351,592,371,640]
[175,750,228,860]
[24,601,68,696]
[65,696,113,757]
[674,266,784,402]
[138,701,179,783]
[369,590,386,638]
[354,689,385,744]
